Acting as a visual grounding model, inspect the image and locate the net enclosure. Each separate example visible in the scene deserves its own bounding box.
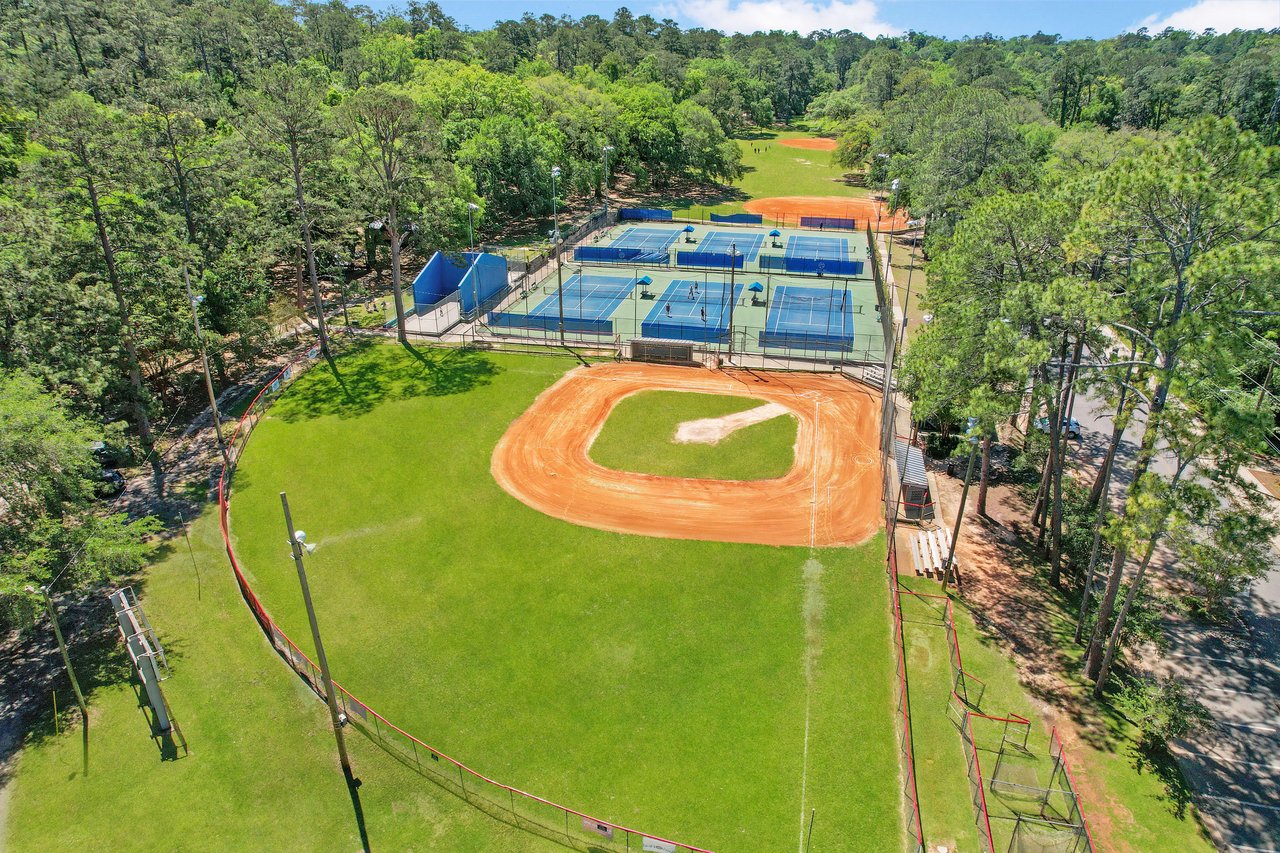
[642,279,744,343]
[760,284,858,352]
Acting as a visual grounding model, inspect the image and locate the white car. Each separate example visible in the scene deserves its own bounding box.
[1035,417,1081,439]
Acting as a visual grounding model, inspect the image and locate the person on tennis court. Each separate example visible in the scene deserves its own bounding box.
[700,307,706,322]
[665,304,672,317]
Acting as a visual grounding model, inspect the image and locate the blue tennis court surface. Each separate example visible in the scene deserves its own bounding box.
[488,273,635,335]
[610,228,679,252]
[641,279,744,343]
[760,285,856,352]
[699,231,764,261]
[786,235,849,262]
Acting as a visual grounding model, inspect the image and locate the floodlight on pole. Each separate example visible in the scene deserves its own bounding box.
[601,145,615,218]
[280,493,353,780]
[466,202,479,251]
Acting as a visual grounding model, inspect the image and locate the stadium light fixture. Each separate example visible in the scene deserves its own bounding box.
[551,166,565,344]
[280,492,354,783]
[602,145,615,219]
[466,202,479,251]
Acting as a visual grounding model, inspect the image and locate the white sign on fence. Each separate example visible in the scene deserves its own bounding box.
[581,817,614,840]
[642,838,678,853]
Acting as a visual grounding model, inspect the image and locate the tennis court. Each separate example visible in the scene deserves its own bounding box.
[760,285,857,352]
[641,279,743,343]
[610,227,680,252]
[488,273,637,334]
[699,230,764,261]
[787,235,849,262]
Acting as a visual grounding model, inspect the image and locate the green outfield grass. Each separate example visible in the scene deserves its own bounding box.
[590,391,797,480]
[673,130,868,218]
[197,342,897,851]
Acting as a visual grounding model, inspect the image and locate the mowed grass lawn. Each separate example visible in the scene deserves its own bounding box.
[590,391,797,480]
[897,577,1216,853]
[673,129,867,219]
[217,342,898,852]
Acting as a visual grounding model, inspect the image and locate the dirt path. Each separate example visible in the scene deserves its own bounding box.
[491,363,881,547]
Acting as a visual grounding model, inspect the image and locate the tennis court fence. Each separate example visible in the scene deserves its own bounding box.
[759,255,866,276]
[800,216,857,230]
[216,340,715,853]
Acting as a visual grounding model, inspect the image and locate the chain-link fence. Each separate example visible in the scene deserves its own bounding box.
[216,338,714,853]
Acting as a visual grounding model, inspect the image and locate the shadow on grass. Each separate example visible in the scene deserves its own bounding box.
[267,341,501,423]
[1130,740,1197,820]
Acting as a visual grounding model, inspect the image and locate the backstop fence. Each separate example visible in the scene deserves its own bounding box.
[216,340,714,853]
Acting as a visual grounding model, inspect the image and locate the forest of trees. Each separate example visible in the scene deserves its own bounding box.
[0,0,1278,645]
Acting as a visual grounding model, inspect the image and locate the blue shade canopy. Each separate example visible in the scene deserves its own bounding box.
[768,229,782,236]
[682,224,695,232]
[638,275,653,285]
[747,282,765,292]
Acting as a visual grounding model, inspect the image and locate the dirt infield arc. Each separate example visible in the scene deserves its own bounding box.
[744,195,912,231]
[779,137,838,151]
[491,363,881,547]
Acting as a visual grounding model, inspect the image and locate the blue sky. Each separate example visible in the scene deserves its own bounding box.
[390,0,1279,39]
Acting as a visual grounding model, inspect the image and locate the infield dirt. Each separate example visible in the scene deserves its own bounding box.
[491,363,881,547]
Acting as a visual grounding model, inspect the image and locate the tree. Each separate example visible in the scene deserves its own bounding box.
[340,84,444,343]
[1171,489,1278,618]
[37,94,171,492]
[244,61,338,355]
[1071,119,1280,694]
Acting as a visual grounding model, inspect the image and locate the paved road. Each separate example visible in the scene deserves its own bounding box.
[1069,388,1280,851]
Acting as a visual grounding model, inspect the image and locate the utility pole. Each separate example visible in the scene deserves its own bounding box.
[184,266,230,471]
[941,418,980,588]
[280,493,353,779]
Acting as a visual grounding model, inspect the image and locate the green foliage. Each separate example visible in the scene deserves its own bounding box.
[1117,675,1214,753]
[1170,490,1279,619]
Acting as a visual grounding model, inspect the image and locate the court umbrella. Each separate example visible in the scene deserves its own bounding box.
[682,224,695,242]
[747,282,764,292]
[768,228,782,247]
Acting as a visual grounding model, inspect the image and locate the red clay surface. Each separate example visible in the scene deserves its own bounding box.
[744,195,912,231]
[491,363,882,547]
[779,137,838,151]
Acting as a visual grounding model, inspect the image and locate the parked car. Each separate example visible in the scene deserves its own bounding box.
[1035,417,1081,439]
[94,468,126,498]
[91,440,135,468]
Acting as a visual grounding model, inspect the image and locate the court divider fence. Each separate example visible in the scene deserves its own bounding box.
[216,339,715,853]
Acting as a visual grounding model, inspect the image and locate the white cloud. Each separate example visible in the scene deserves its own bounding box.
[659,0,901,36]
[1134,0,1280,33]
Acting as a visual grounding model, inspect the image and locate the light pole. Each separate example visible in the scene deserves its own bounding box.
[183,266,230,471]
[279,492,353,780]
[726,243,739,362]
[466,202,479,251]
[551,165,565,344]
[601,145,615,219]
